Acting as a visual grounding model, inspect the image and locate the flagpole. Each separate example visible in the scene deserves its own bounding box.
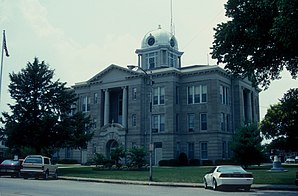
[0,30,5,104]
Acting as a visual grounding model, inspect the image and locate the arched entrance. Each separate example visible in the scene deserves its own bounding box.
[106,139,119,159]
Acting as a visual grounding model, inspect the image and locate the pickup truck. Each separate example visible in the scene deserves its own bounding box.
[21,155,58,179]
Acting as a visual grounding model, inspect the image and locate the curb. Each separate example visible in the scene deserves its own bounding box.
[58,176,298,191]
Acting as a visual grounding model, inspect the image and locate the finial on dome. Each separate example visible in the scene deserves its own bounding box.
[158,25,161,29]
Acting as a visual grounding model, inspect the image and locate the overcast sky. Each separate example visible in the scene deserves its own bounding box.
[0,0,296,119]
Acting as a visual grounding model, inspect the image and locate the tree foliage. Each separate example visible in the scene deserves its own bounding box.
[0,58,93,156]
[231,124,264,168]
[260,88,298,151]
[110,145,125,167]
[126,146,147,168]
[211,0,298,88]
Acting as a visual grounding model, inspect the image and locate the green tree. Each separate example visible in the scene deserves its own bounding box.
[260,88,298,151]
[231,124,264,168]
[0,58,92,156]
[110,145,125,167]
[211,0,298,88]
[126,146,147,168]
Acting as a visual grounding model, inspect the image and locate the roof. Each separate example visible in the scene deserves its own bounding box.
[141,25,178,50]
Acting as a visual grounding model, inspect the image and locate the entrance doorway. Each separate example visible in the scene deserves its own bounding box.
[106,139,119,159]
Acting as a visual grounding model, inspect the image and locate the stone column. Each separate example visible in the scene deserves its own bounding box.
[104,89,110,125]
[122,86,128,129]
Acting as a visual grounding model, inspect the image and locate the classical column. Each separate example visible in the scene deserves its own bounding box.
[122,86,128,128]
[104,89,110,125]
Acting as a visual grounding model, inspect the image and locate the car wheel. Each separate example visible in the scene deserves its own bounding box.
[23,175,28,179]
[54,170,58,179]
[212,178,217,190]
[203,178,208,189]
[44,171,49,180]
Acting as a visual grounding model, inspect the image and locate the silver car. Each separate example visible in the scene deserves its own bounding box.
[203,165,253,191]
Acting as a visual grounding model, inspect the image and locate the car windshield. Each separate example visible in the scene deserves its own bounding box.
[24,157,42,164]
[1,160,18,165]
[217,166,246,173]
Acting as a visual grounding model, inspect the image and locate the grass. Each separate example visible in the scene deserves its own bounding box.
[58,164,298,185]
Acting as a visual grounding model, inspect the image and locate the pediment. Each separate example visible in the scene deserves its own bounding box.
[89,64,137,84]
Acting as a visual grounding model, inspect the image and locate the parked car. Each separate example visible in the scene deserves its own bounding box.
[0,159,23,177]
[203,165,253,191]
[285,158,295,164]
[21,155,58,180]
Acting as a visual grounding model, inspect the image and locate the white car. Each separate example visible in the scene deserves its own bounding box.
[203,165,253,191]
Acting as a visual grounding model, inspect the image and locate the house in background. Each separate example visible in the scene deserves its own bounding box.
[57,26,260,164]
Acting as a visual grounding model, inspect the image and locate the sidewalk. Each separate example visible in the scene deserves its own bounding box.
[58,176,298,191]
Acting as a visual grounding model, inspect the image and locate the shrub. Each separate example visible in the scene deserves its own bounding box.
[126,146,147,168]
[201,160,213,166]
[93,153,106,166]
[159,159,179,166]
[57,159,79,164]
[214,159,236,165]
[110,146,125,167]
[178,152,188,166]
[189,159,200,166]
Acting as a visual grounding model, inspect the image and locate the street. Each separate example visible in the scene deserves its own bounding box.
[0,177,297,196]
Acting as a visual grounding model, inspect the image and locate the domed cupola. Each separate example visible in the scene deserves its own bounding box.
[141,25,179,50]
[135,25,183,71]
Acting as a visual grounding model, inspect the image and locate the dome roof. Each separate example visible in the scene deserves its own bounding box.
[141,25,178,50]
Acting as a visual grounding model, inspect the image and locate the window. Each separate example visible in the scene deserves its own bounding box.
[176,142,180,158]
[92,143,96,154]
[146,52,157,69]
[82,96,90,112]
[65,148,71,159]
[222,141,227,159]
[220,85,229,105]
[200,113,207,131]
[188,113,195,132]
[152,114,165,132]
[132,114,137,127]
[202,85,207,102]
[153,87,165,105]
[200,142,208,160]
[94,93,98,104]
[188,143,194,160]
[162,50,167,65]
[221,113,225,131]
[226,114,230,132]
[44,158,49,165]
[132,88,137,100]
[228,141,232,158]
[187,85,207,104]
[221,113,230,132]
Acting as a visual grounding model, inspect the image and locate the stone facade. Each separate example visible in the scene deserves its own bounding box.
[58,27,260,165]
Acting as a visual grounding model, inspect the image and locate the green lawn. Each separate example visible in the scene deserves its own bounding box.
[58,165,297,185]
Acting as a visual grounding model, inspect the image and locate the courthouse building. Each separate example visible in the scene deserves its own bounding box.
[59,26,260,164]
